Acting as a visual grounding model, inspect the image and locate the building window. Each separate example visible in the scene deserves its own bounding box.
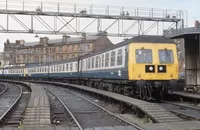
[61,55,64,60]
[110,51,116,66]
[72,45,75,51]
[78,45,80,51]
[102,54,104,67]
[117,49,123,65]
[105,53,109,67]
[74,45,78,52]
[41,48,44,54]
[59,46,63,52]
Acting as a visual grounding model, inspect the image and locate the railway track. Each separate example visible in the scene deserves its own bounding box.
[27,80,183,123]
[4,83,31,127]
[160,101,200,120]
[46,90,73,126]
[44,85,143,130]
[0,83,22,125]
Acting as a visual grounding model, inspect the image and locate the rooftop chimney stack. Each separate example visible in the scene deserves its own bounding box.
[62,35,70,43]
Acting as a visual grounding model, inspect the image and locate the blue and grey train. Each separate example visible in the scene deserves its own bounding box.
[0,35,179,100]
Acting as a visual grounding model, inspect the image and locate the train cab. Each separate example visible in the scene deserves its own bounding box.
[127,35,178,100]
[128,36,178,81]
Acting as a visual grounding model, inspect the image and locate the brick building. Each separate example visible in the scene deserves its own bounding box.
[4,34,113,66]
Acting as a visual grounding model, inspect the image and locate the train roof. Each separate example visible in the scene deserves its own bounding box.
[130,35,175,43]
[2,66,25,69]
[80,35,175,59]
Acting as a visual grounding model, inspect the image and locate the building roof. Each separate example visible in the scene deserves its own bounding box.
[24,36,99,47]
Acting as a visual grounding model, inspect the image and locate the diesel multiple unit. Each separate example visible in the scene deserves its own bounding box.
[0,35,178,100]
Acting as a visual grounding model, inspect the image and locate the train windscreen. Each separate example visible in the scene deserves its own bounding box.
[159,49,174,64]
[136,49,152,63]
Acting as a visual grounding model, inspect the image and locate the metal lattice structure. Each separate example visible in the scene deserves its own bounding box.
[0,0,187,37]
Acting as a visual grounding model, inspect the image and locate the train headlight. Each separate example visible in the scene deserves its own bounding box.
[159,66,163,71]
[145,65,155,73]
[149,66,153,71]
[158,65,166,73]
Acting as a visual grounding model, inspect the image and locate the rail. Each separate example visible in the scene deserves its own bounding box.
[160,100,200,120]
[45,88,84,130]
[0,83,7,96]
[0,83,23,121]
[0,79,182,123]
[65,89,144,130]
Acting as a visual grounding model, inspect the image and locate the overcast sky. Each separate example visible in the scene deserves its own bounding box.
[0,0,198,51]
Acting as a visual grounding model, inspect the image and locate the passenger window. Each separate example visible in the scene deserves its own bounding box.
[95,56,99,68]
[99,56,101,68]
[56,65,59,72]
[81,60,84,70]
[88,59,91,69]
[102,54,104,67]
[70,63,73,71]
[136,49,152,63]
[92,57,94,68]
[51,66,53,72]
[59,65,62,72]
[53,66,55,72]
[86,60,88,69]
[117,49,123,65]
[66,64,69,71]
[76,63,78,70]
[105,53,110,67]
[63,64,65,71]
[110,51,116,66]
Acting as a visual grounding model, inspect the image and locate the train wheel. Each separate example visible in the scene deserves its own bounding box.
[146,84,153,101]
[136,85,153,101]
[154,86,165,101]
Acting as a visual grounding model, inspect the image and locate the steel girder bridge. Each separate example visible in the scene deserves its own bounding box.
[0,0,187,37]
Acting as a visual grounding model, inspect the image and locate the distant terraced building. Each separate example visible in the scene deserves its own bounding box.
[3,34,113,66]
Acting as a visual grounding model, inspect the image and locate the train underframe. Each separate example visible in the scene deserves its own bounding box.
[47,77,178,101]
[1,76,178,101]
